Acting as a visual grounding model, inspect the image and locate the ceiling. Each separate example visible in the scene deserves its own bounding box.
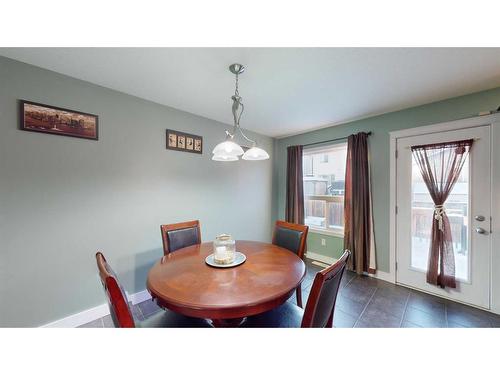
[2,48,500,138]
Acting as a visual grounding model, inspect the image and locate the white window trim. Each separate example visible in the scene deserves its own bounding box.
[309,227,344,238]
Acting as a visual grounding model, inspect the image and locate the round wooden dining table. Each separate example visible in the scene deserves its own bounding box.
[147,240,306,327]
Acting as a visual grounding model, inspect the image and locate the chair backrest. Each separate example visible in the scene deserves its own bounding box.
[301,250,350,328]
[160,220,201,255]
[272,220,309,259]
[95,252,135,328]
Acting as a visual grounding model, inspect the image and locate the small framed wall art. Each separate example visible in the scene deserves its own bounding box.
[166,129,203,154]
[20,100,98,140]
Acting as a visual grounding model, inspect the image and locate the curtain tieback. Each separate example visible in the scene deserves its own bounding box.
[434,205,445,231]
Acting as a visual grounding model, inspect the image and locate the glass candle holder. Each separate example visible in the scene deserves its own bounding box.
[213,234,236,265]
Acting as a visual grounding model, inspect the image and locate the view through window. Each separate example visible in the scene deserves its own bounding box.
[410,152,470,282]
[303,143,347,235]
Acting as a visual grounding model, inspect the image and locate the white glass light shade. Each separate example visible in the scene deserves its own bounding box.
[242,146,270,161]
[211,154,239,161]
[212,140,244,156]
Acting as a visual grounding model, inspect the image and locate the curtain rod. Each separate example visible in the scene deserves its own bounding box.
[301,131,372,148]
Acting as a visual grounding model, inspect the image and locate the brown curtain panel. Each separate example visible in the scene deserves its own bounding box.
[286,145,304,224]
[343,132,376,274]
[411,139,473,288]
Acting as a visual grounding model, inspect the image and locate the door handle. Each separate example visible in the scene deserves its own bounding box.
[475,227,487,234]
[474,215,485,222]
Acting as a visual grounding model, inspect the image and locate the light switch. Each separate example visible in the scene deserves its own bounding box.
[321,238,326,246]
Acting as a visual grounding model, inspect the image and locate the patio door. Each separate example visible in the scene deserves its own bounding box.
[396,125,491,308]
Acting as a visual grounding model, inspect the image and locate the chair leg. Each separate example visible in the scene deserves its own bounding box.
[296,286,303,308]
[326,310,334,328]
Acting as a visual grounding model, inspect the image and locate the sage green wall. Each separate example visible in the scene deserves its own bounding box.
[307,232,344,260]
[0,56,274,327]
[275,87,500,272]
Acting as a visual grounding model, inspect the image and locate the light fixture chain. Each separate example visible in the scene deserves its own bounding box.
[235,72,239,96]
[229,63,257,147]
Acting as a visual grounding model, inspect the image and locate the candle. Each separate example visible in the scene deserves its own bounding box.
[213,234,236,265]
[214,246,227,261]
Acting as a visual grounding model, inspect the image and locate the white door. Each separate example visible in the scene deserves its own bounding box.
[396,125,491,308]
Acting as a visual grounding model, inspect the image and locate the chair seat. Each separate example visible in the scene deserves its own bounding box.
[138,309,212,328]
[244,302,304,328]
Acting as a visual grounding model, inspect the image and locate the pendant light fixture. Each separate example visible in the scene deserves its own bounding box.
[212,63,270,162]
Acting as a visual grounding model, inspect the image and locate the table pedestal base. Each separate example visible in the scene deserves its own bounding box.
[210,317,247,328]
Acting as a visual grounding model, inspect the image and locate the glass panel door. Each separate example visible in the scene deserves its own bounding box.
[396,125,491,309]
[410,154,470,282]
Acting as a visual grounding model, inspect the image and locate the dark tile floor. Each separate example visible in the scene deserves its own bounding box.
[79,259,500,328]
[289,260,500,328]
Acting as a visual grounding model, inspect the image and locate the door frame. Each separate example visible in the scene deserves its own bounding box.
[389,113,500,314]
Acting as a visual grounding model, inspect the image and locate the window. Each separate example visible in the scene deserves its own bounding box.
[410,151,470,281]
[303,154,314,176]
[303,143,347,235]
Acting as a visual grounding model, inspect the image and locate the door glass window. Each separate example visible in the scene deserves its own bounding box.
[410,153,470,282]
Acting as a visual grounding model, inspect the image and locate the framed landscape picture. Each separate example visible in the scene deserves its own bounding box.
[166,129,202,154]
[20,100,98,140]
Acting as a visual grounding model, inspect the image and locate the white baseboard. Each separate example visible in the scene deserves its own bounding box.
[128,289,152,305]
[41,289,152,328]
[305,251,337,265]
[41,303,110,328]
[306,251,395,284]
[368,270,395,283]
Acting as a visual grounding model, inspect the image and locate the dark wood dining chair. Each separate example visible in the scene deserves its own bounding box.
[272,220,309,307]
[95,252,211,328]
[244,250,350,328]
[160,220,201,255]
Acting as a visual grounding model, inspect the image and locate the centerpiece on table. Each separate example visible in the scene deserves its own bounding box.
[205,234,246,268]
[213,234,236,264]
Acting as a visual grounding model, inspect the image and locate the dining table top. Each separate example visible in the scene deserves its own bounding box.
[146,240,306,321]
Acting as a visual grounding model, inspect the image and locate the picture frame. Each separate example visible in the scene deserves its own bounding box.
[166,129,203,154]
[178,135,185,149]
[194,138,202,152]
[186,137,194,150]
[168,133,177,148]
[19,100,98,140]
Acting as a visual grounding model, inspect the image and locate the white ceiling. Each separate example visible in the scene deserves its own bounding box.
[2,48,500,138]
